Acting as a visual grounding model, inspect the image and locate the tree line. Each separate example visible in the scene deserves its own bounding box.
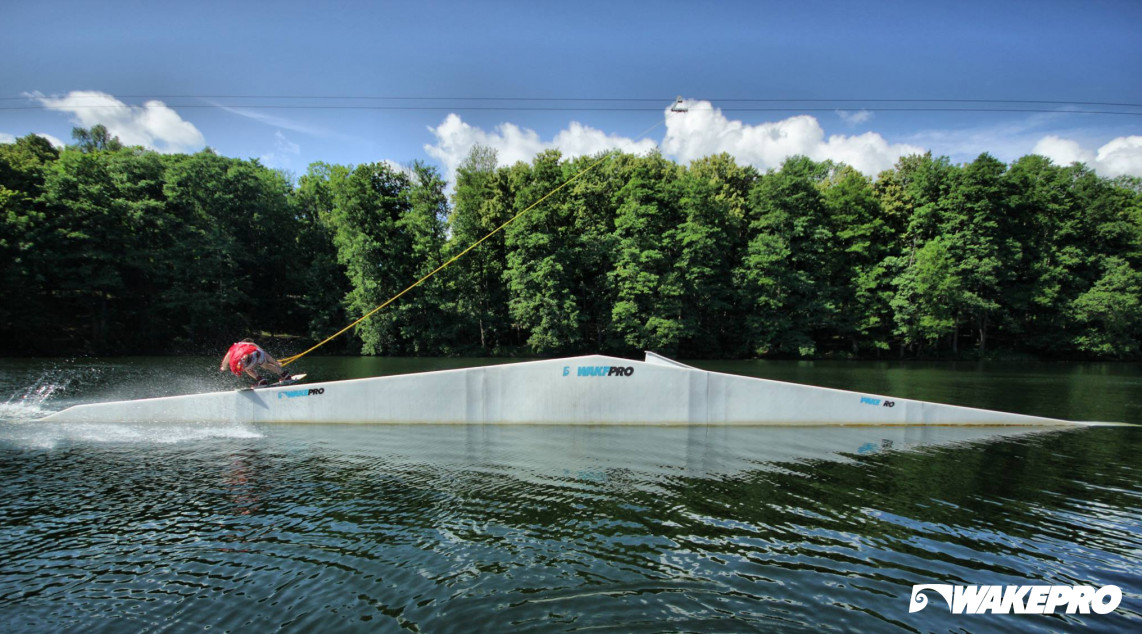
[2,126,1140,359]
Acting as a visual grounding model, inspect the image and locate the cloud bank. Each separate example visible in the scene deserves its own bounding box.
[29,90,205,153]
[1033,135,1142,178]
[425,114,657,182]
[663,100,924,176]
[425,100,925,182]
[837,109,874,125]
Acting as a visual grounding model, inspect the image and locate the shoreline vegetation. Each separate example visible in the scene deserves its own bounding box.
[2,127,1140,360]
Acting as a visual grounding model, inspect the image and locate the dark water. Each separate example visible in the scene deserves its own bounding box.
[1,358,1140,632]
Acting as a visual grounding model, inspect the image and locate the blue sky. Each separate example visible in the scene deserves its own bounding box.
[3,0,1140,182]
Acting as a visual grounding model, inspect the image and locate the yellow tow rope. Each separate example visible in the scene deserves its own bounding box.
[279,117,665,367]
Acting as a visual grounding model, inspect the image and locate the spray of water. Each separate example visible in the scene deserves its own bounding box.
[1,365,81,420]
[6,422,265,450]
[1,359,264,447]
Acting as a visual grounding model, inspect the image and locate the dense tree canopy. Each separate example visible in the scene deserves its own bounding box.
[2,129,1140,359]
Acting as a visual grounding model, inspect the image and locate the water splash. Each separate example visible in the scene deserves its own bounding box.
[0,359,263,447]
[0,400,53,421]
[2,422,264,450]
[2,364,84,419]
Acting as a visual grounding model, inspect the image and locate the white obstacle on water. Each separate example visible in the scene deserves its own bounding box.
[39,352,1084,426]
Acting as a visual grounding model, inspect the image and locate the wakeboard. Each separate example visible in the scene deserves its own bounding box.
[238,374,307,392]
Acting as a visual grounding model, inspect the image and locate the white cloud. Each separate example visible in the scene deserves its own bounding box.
[837,109,873,125]
[903,112,1074,167]
[425,114,657,183]
[211,101,343,140]
[274,130,300,156]
[820,131,924,176]
[384,160,419,181]
[426,101,920,183]
[0,132,65,147]
[259,130,301,170]
[663,100,924,175]
[1031,136,1095,166]
[37,133,65,148]
[1033,135,1142,177]
[552,121,659,161]
[1095,136,1142,178]
[29,90,204,153]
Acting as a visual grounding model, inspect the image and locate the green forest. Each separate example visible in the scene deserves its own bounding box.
[2,126,1141,359]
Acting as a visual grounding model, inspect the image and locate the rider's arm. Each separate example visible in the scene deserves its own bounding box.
[220,349,232,372]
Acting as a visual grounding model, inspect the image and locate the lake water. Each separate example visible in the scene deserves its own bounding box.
[1,357,1139,631]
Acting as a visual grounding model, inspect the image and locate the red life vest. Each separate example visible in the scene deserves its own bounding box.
[227,342,261,375]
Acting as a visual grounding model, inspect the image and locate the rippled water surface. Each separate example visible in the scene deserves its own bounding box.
[1,358,1140,632]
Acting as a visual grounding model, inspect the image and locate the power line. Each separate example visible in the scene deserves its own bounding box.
[2,104,1141,116]
[4,93,1137,106]
[4,95,1141,108]
[1,95,663,102]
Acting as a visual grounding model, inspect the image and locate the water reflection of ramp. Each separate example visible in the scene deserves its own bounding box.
[276,424,1067,479]
[38,353,1090,426]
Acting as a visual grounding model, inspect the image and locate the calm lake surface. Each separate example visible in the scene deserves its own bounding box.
[1,357,1140,632]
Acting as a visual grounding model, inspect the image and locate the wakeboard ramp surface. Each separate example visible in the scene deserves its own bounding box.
[38,353,1102,426]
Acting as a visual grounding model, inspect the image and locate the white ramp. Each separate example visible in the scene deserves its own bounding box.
[39,354,1080,426]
